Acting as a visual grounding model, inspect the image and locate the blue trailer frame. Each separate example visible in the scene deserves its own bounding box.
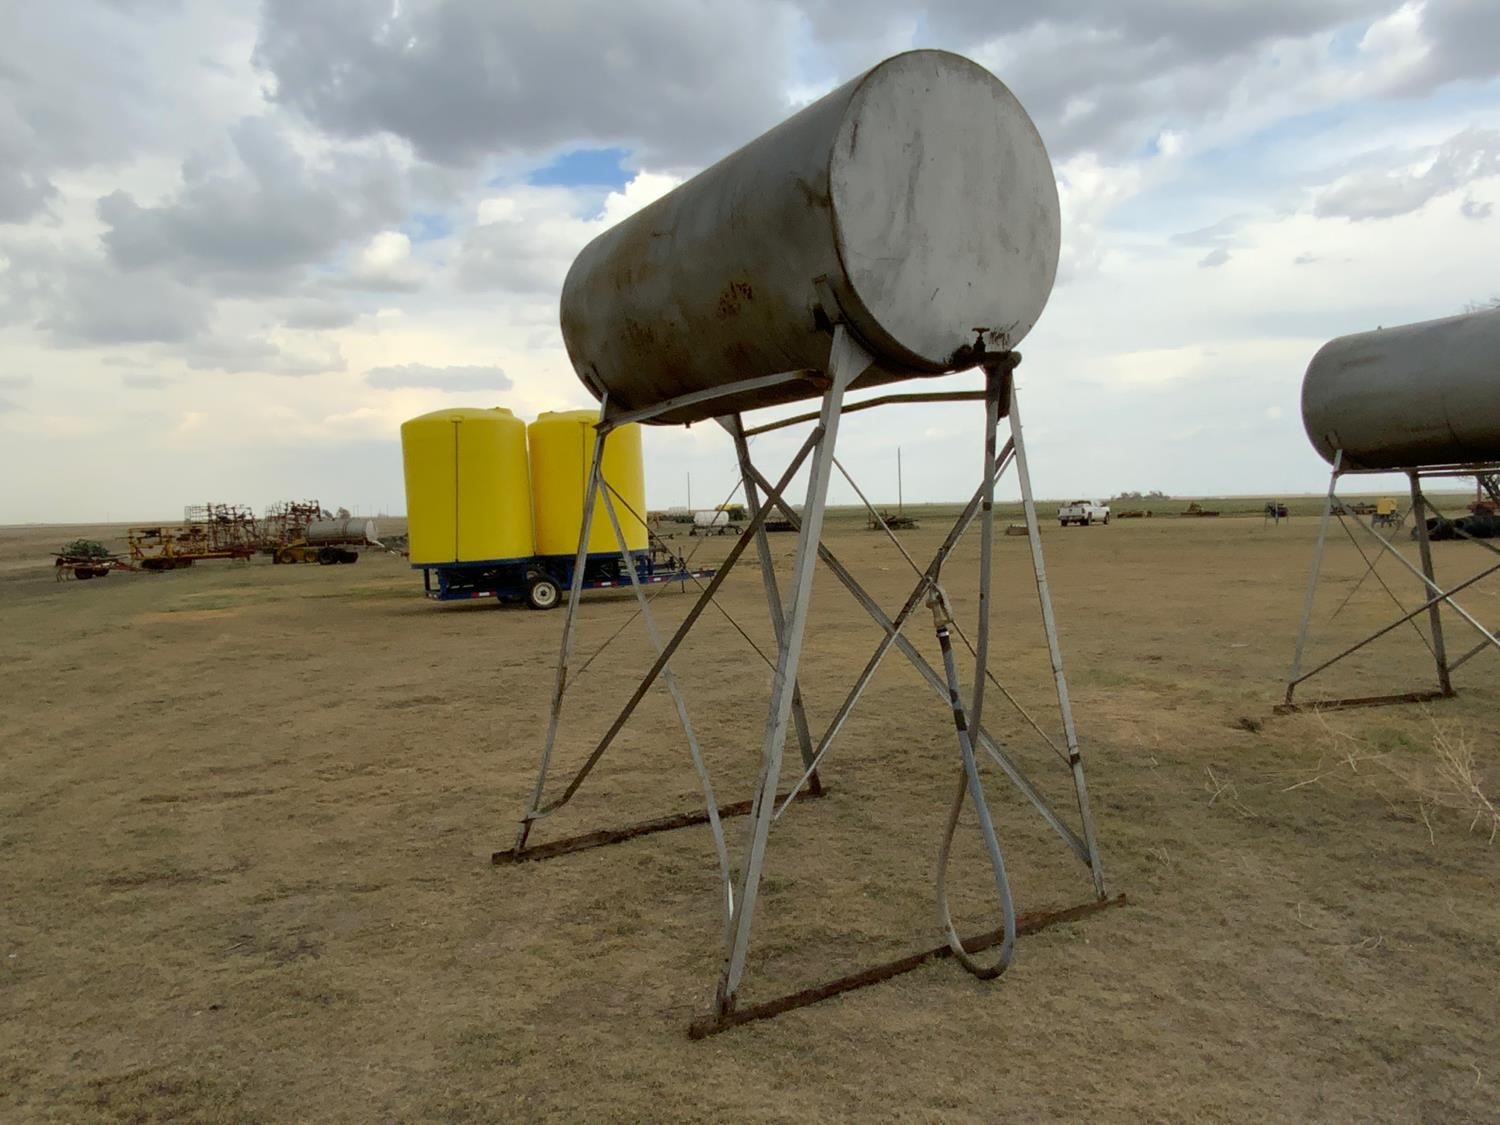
[416,549,717,607]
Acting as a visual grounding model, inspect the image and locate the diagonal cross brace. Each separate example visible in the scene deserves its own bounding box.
[737,459,1093,868]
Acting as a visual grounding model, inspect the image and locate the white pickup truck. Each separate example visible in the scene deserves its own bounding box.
[1058,500,1110,527]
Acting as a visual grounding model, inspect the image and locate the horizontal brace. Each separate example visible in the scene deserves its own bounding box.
[1273,689,1452,715]
[493,785,831,865]
[601,370,816,430]
[687,893,1127,1039]
[741,390,989,437]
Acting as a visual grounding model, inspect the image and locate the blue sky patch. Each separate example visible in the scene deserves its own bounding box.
[403,211,452,243]
[528,147,633,189]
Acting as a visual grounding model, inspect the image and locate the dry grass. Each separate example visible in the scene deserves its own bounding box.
[1287,713,1499,844]
[2,512,1498,1121]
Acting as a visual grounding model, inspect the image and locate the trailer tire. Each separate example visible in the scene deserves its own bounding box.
[526,575,561,610]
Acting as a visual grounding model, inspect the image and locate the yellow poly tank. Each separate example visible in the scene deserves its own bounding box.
[400,407,535,564]
[529,410,647,556]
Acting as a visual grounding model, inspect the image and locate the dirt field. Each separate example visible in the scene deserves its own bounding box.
[2,510,1496,1122]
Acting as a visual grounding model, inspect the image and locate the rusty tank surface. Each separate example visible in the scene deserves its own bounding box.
[559,49,1061,424]
[1302,309,1500,470]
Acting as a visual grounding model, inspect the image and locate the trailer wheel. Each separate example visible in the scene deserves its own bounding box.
[526,575,561,610]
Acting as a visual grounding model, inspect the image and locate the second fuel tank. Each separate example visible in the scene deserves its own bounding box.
[1302,310,1500,470]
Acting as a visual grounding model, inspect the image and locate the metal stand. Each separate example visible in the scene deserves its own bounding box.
[498,326,1109,1034]
[1280,454,1500,712]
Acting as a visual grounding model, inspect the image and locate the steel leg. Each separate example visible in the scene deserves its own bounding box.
[1286,454,1342,704]
[514,403,608,852]
[715,326,871,1015]
[1409,472,1454,696]
[1008,384,1106,899]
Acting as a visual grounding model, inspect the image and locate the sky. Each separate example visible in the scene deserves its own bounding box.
[2,0,1499,523]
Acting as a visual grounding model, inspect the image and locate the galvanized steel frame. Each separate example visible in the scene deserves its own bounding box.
[502,334,1107,1032]
[1280,455,1500,712]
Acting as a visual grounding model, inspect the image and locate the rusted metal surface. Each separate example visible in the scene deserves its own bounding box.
[687,894,1127,1039]
[129,503,259,568]
[1273,690,1451,715]
[492,787,830,865]
[1303,309,1500,470]
[561,50,1059,424]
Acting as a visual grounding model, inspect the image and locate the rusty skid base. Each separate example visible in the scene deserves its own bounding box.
[1274,689,1452,715]
[492,786,830,865]
[688,893,1127,1039]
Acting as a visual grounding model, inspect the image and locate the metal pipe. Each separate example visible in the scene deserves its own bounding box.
[969,367,1003,742]
[931,590,1016,978]
[740,458,1091,864]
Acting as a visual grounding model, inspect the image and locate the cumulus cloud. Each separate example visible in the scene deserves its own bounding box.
[1314,127,1500,221]
[0,3,260,222]
[97,116,408,288]
[457,172,680,293]
[253,0,800,171]
[1461,198,1493,220]
[38,262,214,347]
[364,364,512,392]
[345,230,424,292]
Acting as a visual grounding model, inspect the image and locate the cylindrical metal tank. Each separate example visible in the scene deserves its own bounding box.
[560,49,1060,424]
[529,410,648,556]
[1302,310,1500,470]
[400,407,535,564]
[304,518,378,545]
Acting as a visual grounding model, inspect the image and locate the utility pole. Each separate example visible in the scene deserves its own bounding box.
[897,446,903,516]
